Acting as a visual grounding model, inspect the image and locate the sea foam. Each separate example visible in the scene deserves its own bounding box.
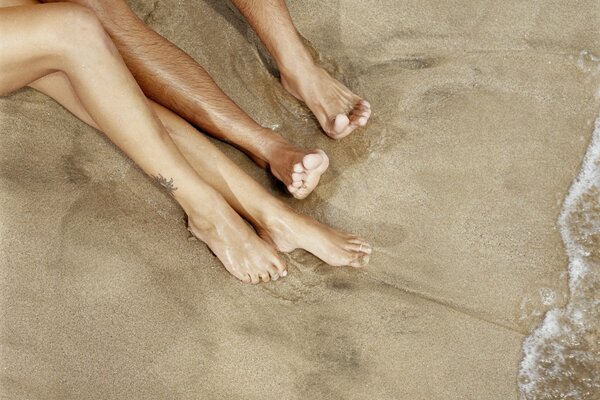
[518,106,600,399]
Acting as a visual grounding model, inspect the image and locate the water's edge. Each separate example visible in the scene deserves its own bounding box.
[518,111,600,398]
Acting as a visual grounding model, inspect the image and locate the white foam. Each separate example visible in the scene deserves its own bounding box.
[518,85,600,398]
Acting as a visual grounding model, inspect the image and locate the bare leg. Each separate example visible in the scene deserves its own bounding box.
[29,69,372,269]
[0,2,286,283]
[40,0,329,200]
[230,0,372,139]
[161,104,372,268]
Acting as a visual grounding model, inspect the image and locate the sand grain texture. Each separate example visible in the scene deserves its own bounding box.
[1,1,600,399]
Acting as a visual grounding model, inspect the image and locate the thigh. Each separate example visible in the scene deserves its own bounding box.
[0,3,85,95]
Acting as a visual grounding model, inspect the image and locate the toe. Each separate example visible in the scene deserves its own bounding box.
[349,251,370,268]
[292,180,303,188]
[270,256,287,278]
[242,273,252,284]
[273,256,287,273]
[293,163,304,173]
[294,188,310,200]
[338,124,359,139]
[331,114,350,137]
[348,238,370,247]
[267,265,280,281]
[250,273,260,285]
[346,242,372,255]
[292,172,304,182]
[302,151,326,171]
[360,99,371,109]
[259,271,271,283]
[349,105,370,127]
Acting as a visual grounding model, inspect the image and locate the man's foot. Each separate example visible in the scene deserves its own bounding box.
[266,142,329,200]
[256,205,372,268]
[187,209,287,284]
[280,64,372,139]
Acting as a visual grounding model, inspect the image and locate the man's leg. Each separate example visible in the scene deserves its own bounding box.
[0,1,286,283]
[41,0,329,200]
[230,0,372,139]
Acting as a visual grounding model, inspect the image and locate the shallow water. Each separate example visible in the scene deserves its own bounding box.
[519,52,600,400]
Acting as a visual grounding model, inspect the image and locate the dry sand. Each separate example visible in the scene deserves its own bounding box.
[1,0,600,399]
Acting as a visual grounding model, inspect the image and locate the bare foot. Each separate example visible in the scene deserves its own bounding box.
[266,141,329,200]
[257,205,372,268]
[281,64,372,139]
[187,209,287,284]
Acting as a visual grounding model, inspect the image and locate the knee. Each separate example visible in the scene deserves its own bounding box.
[56,4,116,56]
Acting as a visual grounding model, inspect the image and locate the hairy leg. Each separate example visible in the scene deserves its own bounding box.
[230,0,372,139]
[40,0,329,199]
[29,71,372,269]
[0,2,286,283]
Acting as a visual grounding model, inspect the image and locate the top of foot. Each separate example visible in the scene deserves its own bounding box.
[187,210,287,284]
[256,206,372,269]
[281,64,371,139]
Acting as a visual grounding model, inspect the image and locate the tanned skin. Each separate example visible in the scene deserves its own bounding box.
[0,0,372,283]
[41,0,330,199]
[230,0,372,138]
[0,1,288,283]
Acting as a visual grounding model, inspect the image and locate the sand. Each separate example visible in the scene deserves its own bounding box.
[1,0,600,398]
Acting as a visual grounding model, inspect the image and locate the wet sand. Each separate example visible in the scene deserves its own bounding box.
[1,0,600,398]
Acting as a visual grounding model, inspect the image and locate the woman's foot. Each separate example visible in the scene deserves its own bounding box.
[187,208,287,284]
[256,205,372,268]
[280,64,372,140]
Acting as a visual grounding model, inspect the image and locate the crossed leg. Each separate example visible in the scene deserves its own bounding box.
[28,48,373,272]
[41,0,329,200]
[1,0,371,281]
[230,0,372,139]
[0,1,287,283]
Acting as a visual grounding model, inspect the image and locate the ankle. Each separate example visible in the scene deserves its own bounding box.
[245,127,289,167]
[259,134,296,165]
[184,195,232,232]
[256,200,296,233]
[277,48,316,81]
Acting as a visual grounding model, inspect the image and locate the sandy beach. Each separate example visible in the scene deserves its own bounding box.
[1,0,600,398]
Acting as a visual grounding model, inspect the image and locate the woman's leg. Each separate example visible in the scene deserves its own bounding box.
[40,0,329,200]
[0,2,286,283]
[161,104,372,269]
[29,71,372,269]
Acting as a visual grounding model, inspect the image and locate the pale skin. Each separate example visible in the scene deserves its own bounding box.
[39,0,371,198]
[0,0,372,283]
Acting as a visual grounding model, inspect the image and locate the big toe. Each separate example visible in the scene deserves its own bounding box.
[302,150,328,171]
[329,114,353,139]
[287,150,329,200]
